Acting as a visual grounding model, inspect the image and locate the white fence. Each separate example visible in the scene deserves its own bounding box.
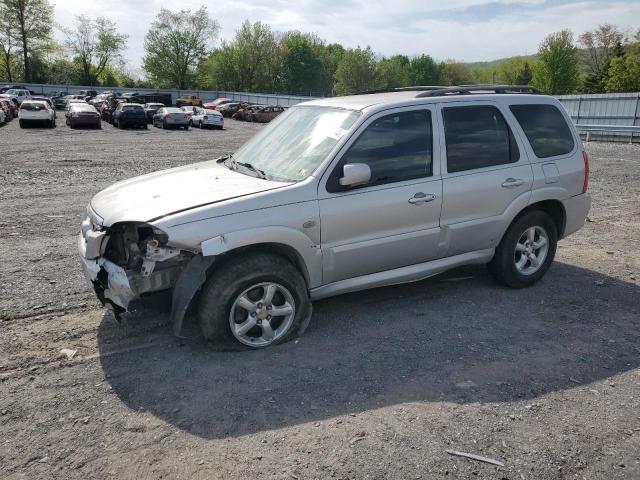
[557,93,640,142]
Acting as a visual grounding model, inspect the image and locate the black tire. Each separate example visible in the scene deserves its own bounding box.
[162,120,167,130]
[488,210,557,288]
[19,120,24,128]
[143,124,148,129]
[198,253,312,350]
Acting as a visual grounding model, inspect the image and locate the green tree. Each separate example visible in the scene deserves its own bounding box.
[208,21,280,92]
[497,56,534,85]
[64,15,127,86]
[0,1,19,81]
[606,33,640,92]
[376,54,410,88]
[279,32,324,95]
[1,0,55,82]
[441,60,472,85]
[334,46,378,95]
[143,7,219,89]
[408,54,442,85]
[532,30,578,94]
[578,24,625,93]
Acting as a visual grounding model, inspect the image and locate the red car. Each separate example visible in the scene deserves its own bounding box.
[202,97,233,110]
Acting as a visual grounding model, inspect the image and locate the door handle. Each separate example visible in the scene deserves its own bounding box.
[501,178,525,188]
[408,192,436,205]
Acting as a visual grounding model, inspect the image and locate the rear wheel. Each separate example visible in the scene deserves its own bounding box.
[198,253,312,350]
[488,210,557,288]
[19,120,24,128]
[162,120,167,129]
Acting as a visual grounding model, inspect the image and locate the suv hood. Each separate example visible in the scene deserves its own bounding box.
[90,160,288,226]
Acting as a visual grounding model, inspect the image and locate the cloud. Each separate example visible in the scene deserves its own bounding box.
[52,0,640,74]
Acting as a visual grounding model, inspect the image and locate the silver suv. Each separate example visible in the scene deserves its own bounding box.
[79,85,591,349]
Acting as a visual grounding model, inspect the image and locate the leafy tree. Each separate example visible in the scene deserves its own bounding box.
[279,32,325,95]
[334,46,378,95]
[532,30,578,94]
[497,56,534,85]
[0,1,19,81]
[408,54,442,85]
[1,0,55,82]
[606,33,640,92]
[578,24,625,92]
[45,57,82,85]
[64,15,127,86]
[208,21,280,92]
[376,54,410,88]
[143,7,219,89]
[441,60,472,85]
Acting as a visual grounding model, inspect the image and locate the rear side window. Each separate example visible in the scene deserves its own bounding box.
[443,106,519,173]
[510,104,575,158]
[333,110,433,189]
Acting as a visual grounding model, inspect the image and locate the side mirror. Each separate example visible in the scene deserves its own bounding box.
[339,163,371,188]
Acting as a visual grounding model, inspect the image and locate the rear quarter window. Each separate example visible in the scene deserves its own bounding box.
[509,104,575,158]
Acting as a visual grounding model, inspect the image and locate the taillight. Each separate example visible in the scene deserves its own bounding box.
[582,150,590,193]
[164,112,170,117]
[184,114,188,119]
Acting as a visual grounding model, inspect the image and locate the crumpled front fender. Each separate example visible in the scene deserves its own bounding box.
[170,254,216,337]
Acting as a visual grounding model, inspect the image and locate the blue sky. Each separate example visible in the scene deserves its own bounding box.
[53,0,640,75]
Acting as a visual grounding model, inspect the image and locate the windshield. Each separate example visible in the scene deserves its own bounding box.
[231,106,360,182]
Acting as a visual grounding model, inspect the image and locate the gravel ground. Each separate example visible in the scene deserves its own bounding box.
[0,117,639,480]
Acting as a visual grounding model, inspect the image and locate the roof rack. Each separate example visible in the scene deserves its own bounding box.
[355,84,542,97]
[416,85,542,97]
[356,86,447,95]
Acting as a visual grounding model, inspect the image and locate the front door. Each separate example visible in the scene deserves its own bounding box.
[319,107,443,285]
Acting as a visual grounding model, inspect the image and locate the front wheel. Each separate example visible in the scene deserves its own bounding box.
[488,210,557,288]
[198,253,312,350]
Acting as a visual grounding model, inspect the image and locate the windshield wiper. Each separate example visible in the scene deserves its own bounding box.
[225,158,267,179]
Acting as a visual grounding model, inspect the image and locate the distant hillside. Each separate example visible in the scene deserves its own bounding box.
[463,54,538,71]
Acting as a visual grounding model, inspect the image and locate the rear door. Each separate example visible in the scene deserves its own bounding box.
[438,101,533,256]
[319,106,444,284]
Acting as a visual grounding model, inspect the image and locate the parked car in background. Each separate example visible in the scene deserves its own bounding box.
[180,105,204,125]
[247,105,286,123]
[0,98,16,120]
[66,103,101,129]
[152,107,190,129]
[144,103,166,123]
[176,94,202,107]
[191,109,224,129]
[0,84,30,94]
[65,99,87,115]
[202,97,232,110]
[0,88,32,105]
[232,104,264,121]
[113,103,147,129]
[19,100,56,128]
[76,90,98,100]
[31,96,56,112]
[217,102,245,117]
[138,93,172,107]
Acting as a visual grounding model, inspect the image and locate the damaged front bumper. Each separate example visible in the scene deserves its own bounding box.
[78,232,182,314]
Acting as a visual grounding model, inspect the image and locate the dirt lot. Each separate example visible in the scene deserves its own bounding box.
[0,116,639,480]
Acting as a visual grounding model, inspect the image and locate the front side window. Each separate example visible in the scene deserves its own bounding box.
[443,106,519,173]
[329,110,433,191]
[510,104,575,158]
